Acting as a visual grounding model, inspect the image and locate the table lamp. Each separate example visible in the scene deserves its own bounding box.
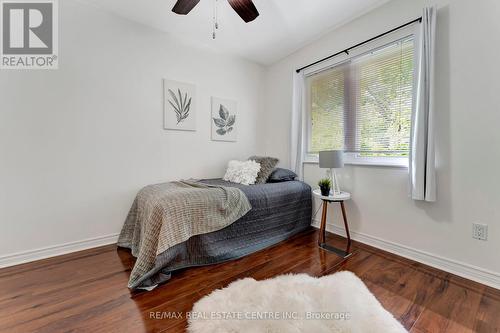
[319,150,344,195]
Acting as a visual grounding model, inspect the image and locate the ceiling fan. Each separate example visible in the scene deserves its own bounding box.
[171,0,260,23]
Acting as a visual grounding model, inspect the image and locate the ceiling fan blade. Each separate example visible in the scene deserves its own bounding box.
[227,0,259,23]
[172,0,201,15]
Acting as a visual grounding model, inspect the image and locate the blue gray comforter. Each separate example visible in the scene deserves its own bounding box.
[121,179,312,290]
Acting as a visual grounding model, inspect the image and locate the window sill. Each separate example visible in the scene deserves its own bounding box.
[303,155,408,168]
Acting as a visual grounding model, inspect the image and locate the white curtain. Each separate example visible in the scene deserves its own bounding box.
[409,6,437,202]
[290,71,306,179]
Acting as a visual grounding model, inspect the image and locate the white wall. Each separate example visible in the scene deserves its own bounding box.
[263,0,500,283]
[0,0,264,259]
[2,0,499,288]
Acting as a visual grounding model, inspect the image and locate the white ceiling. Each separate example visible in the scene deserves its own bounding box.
[83,0,389,65]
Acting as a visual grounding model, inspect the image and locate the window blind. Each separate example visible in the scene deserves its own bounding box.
[307,62,348,152]
[307,37,415,157]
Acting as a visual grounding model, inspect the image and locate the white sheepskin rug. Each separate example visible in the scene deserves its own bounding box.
[188,271,407,333]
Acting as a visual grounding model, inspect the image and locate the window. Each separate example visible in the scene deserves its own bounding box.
[306,36,416,165]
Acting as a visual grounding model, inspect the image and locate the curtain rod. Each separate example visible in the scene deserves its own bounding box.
[295,17,422,74]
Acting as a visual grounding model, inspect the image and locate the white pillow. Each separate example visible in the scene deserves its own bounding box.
[223,160,261,185]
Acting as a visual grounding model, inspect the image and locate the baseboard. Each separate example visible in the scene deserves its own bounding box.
[313,219,500,290]
[0,233,119,268]
[3,224,500,290]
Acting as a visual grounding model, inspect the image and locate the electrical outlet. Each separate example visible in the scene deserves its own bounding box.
[472,223,488,241]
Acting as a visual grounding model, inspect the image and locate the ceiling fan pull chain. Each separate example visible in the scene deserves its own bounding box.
[212,0,218,39]
[215,0,219,29]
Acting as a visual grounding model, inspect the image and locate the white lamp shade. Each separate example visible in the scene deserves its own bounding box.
[319,150,344,168]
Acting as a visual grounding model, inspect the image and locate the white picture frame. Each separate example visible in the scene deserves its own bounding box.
[163,79,196,131]
[211,97,237,142]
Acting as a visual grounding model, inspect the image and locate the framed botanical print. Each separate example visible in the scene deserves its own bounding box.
[211,97,237,142]
[163,79,196,131]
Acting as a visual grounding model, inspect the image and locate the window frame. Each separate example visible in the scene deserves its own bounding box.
[304,152,409,168]
[302,24,419,168]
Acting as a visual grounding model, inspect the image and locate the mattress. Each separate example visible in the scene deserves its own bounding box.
[130,179,312,289]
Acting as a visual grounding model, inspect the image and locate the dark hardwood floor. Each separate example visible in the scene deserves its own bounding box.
[0,228,499,333]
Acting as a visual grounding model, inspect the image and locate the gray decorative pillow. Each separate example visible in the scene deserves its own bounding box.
[267,168,297,182]
[248,156,279,184]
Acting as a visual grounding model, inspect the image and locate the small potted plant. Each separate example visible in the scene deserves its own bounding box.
[318,178,332,196]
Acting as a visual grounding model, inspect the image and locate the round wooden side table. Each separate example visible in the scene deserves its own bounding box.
[312,189,352,258]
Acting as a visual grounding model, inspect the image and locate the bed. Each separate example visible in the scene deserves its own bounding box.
[120,178,312,290]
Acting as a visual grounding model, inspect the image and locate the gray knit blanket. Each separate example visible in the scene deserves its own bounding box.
[117,180,251,289]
